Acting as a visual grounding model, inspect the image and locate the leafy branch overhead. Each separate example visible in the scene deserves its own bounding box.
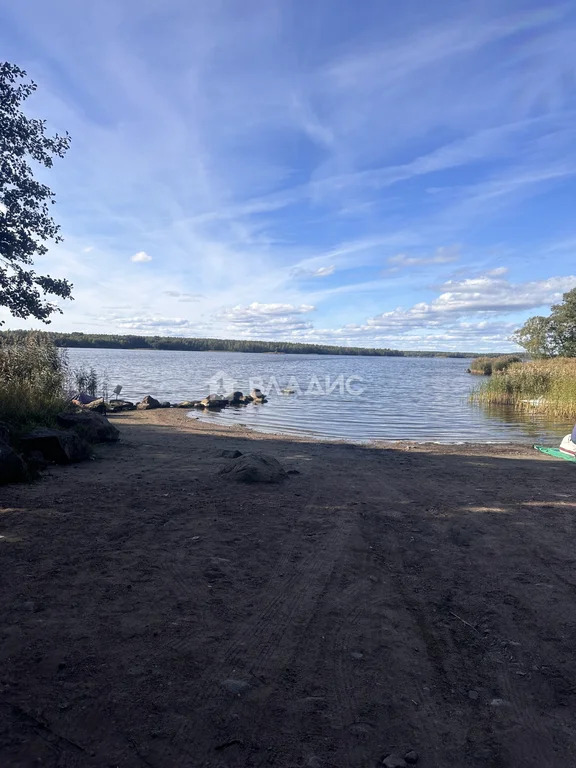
[0,61,73,324]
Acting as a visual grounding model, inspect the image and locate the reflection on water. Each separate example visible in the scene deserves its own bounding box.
[474,403,573,441]
[67,348,573,444]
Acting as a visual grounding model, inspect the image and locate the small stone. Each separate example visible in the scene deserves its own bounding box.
[350,651,364,660]
[468,689,479,700]
[213,449,243,459]
[490,697,507,707]
[382,755,407,768]
[404,750,419,764]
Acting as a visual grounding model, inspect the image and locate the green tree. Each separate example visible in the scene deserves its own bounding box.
[513,287,576,357]
[549,287,576,357]
[0,62,73,325]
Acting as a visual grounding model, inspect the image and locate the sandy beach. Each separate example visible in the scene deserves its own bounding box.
[2,409,576,767]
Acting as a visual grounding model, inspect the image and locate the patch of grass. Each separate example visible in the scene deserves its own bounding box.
[468,355,522,375]
[0,332,69,434]
[471,358,576,417]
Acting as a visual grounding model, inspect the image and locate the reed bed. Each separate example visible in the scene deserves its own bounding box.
[471,358,576,417]
[0,332,69,432]
[468,355,522,375]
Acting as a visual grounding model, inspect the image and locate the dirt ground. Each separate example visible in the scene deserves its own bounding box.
[2,409,576,768]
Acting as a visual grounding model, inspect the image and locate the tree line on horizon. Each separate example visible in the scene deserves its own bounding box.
[0,330,479,358]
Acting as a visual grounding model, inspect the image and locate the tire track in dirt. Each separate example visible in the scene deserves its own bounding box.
[154,489,359,766]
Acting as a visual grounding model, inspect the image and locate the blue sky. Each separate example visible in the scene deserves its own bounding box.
[2,0,576,351]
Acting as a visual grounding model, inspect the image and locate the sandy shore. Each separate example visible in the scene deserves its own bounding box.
[2,409,576,767]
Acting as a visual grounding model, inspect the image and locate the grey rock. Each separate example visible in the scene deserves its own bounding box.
[20,428,90,465]
[175,401,201,408]
[107,399,136,412]
[468,689,479,700]
[219,453,287,484]
[57,411,120,443]
[404,750,419,765]
[200,395,229,409]
[71,391,97,405]
[159,401,171,408]
[0,440,28,485]
[137,395,161,410]
[250,388,267,402]
[225,391,244,404]
[213,449,243,459]
[382,756,407,768]
[82,397,107,414]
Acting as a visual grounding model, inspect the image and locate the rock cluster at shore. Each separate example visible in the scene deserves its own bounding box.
[0,389,270,485]
[85,389,269,412]
[127,389,268,410]
[0,407,120,485]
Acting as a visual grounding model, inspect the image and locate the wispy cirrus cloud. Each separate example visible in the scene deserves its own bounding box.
[1,0,575,351]
[387,246,460,272]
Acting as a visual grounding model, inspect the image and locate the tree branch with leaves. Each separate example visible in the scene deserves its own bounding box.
[0,61,73,325]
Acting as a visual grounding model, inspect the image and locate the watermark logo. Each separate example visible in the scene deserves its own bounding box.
[204,371,364,397]
[206,370,237,394]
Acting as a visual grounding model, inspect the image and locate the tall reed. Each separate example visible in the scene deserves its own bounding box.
[468,355,522,375]
[0,332,69,432]
[471,358,576,417]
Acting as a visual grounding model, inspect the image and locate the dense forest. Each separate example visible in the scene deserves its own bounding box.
[0,330,479,357]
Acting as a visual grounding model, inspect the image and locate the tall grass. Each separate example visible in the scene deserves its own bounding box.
[0,332,69,432]
[468,355,522,375]
[471,358,576,417]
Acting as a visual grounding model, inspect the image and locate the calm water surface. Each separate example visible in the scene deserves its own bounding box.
[67,348,572,444]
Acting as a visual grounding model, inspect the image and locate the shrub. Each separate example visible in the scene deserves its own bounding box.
[471,358,576,417]
[468,355,522,375]
[0,332,69,432]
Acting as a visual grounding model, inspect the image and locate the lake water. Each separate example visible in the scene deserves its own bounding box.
[67,348,573,444]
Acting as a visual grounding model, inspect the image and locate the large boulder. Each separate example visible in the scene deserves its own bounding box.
[83,398,107,414]
[72,391,97,405]
[200,394,229,409]
[137,395,161,410]
[219,453,287,483]
[250,389,267,403]
[57,411,120,443]
[20,429,90,465]
[0,440,28,485]
[225,391,244,404]
[175,400,201,408]
[107,399,136,413]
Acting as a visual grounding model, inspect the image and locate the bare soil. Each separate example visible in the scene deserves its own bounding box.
[2,409,576,767]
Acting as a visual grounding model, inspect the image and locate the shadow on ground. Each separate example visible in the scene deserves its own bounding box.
[1,413,576,768]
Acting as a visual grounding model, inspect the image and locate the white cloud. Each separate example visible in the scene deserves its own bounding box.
[293,264,336,278]
[219,302,316,335]
[83,246,95,253]
[363,272,576,334]
[131,251,152,263]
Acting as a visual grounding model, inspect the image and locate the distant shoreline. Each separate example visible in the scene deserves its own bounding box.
[1,330,515,359]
